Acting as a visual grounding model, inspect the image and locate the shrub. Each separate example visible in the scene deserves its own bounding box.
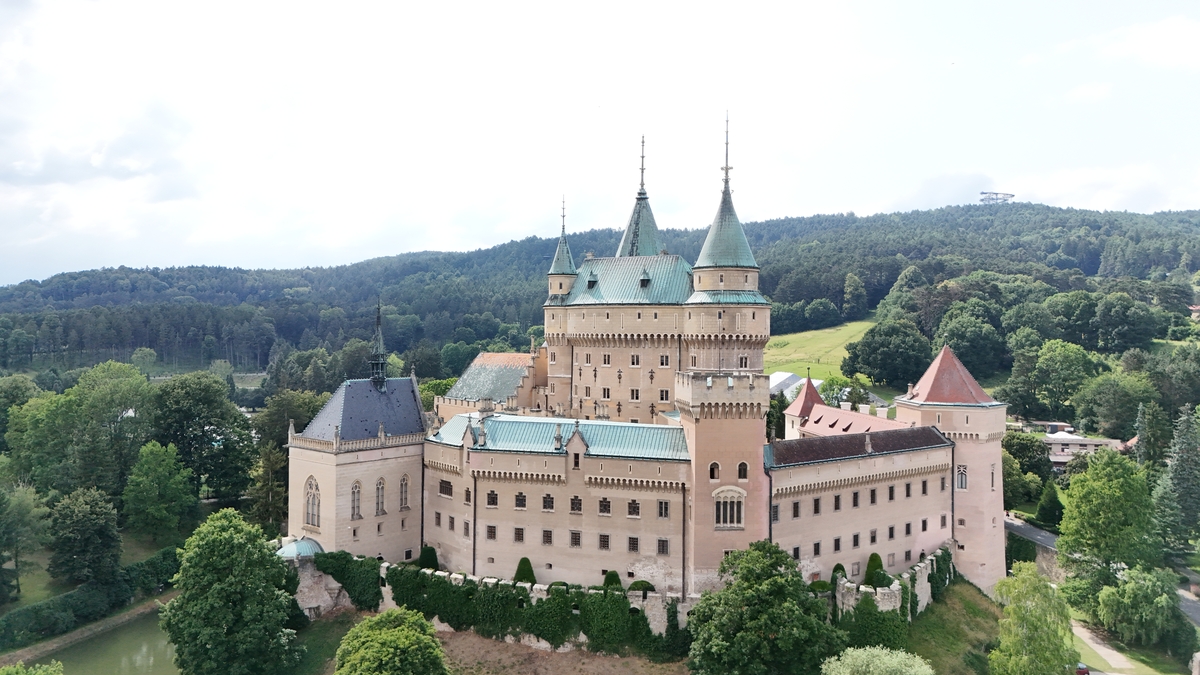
[865,553,883,582]
[842,593,908,651]
[428,578,477,631]
[580,590,631,654]
[628,580,655,593]
[417,546,439,570]
[386,565,429,615]
[524,587,578,647]
[810,580,832,592]
[603,570,623,589]
[514,558,537,584]
[315,551,383,611]
[831,563,847,580]
[869,569,893,589]
[472,581,526,639]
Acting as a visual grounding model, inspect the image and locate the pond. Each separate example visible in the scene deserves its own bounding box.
[34,612,178,675]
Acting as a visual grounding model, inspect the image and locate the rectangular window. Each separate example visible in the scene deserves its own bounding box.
[571,496,582,512]
[570,531,581,547]
[888,485,895,501]
[550,383,555,394]
[792,546,800,560]
[905,522,912,536]
[550,352,556,364]
[514,527,525,543]
[657,539,670,556]
[435,512,441,527]
[585,386,591,398]
[628,537,639,553]
[691,355,697,367]
[941,514,947,528]
[870,529,877,544]
[543,494,554,510]
[852,533,860,548]
[487,491,498,506]
[941,476,947,491]
[630,389,640,401]
[738,355,749,368]
[464,521,470,537]
[887,553,895,567]
[813,541,821,557]
[792,501,800,518]
[464,488,471,504]
[833,537,841,553]
[905,550,913,562]
[631,354,640,366]
[628,500,640,517]
[870,489,877,505]
[922,518,928,532]
[603,354,611,365]
[658,500,669,519]
[958,518,966,526]
[922,479,928,495]
[602,387,611,399]
[813,498,821,515]
[599,498,611,515]
[598,533,612,551]
[448,516,454,531]
[851,562,860,576]
[486,525,496,540]
[659,389,670,402]
[888,526,895,540]
[905,483,912,498]
[573,453,580,469]
[852,491,859,508]
[543,530,553,546]
[660,354,670,367]
[515,493,527,509]
[834,494,841,511]
[770,504,780,522]
[585,353,592,365]
[439,480,452,497]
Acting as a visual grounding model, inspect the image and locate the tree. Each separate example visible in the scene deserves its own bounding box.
[417,546,438,570]
[1133,401,1171,466]
[122,441,197,542]
[0,484,49,594]
[1001,432,1053,481]
[154,371,255,500]
[251,390,330,451]
[688,541,846,675]
[842,273,869,320]
[1151,466,1191,563]
[1072,372,1156,439]
[0,375,40,454]
[0,663,64,675]
[247,443,288,535]
[821,646,933,675]
[1058,449,1158,573]
[1035,481,1064,527]
[842,320,932,389]
[1169,406,1200,536]
[160,509,301,675]
[131,347,157,375]
[840,593,908,650]
[514,557,537,584]
[1096,568,1184,646]
[988,562,1078,675]
[47,487,122,584]
[805,299,842,329]
[1031,340,1096,421]
[934,314,1004,378]
[1092,292,1156,354]
[1001,451,1026,510]
[334,607,448,675]
[818,375,870,408]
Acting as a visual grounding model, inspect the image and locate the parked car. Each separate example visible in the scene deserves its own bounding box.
[1075,664,1090,675]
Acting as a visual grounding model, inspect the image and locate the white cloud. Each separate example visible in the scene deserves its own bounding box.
[1064,82,1112,102]
[1098,15,1200,70]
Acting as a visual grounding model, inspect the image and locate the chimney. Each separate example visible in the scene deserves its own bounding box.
[864,433,873,454]
[906,383,914,397]
[554,424,563,450]
[857,404,870,415]
[479,398,494,418]
[840,402,852,411]
[478,418,487,446]
[876,406,889,418]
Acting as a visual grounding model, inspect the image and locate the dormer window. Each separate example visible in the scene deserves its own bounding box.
[587,280,597,289]
[640,278,649,287]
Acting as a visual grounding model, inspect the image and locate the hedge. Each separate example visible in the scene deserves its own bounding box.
[313,551,384,611]
[0,546,179,652]
[383,565,689,659]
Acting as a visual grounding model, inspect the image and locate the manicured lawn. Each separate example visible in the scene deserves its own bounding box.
[764,314,903,402]
[295,612,360,675]
[909,580,1002,675]
[0,548,76,618]
[1069,609,1190,675]
[120,531,173,566]
[1011,501,1038,518]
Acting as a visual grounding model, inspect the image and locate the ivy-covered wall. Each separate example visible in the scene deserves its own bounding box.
[835,546,953,623]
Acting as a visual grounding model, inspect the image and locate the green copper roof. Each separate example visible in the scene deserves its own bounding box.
[615,189,664,257]
[544,255,693,306]
[684,290,769,306]
[428,413,690,462]
[693,187,757,269]
[548,226,577,275]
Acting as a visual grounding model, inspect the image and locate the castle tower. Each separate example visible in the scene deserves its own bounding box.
[547,202,577,298]
[677,124,771,591]
[894,345,1007,596]
[615,137,664,257]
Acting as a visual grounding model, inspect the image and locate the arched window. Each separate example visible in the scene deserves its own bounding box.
[713,486,746,528]
[709,463,720,480]
[375,478,386,516]
[956,465,968,490]
[399,474,409,509]
[737,462,748,480]
[305,477,320,528]
[351,481,362,520]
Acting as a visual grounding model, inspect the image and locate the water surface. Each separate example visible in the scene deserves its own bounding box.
[34,611,178,675]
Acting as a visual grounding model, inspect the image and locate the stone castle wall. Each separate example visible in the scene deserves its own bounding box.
[834,547,952,619]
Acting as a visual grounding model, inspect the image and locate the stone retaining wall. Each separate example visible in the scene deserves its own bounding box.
[834,547,952,620]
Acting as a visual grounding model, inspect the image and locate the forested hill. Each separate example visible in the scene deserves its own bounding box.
[1,203,1199,374]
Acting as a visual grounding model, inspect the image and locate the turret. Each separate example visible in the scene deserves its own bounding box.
[615,137,665,257]
[548,201,577,297]
[692,119,759,292]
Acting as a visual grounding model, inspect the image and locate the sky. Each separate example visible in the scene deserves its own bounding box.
[1,1,1199,285]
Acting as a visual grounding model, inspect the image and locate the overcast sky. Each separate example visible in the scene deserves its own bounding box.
[1,2,1199,285]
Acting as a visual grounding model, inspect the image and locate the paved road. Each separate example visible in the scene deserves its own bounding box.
[1003,514,1057,549]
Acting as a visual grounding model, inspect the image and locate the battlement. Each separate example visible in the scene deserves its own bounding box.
[674,371,768,420]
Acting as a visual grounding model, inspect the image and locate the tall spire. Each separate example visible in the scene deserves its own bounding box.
[548,199,577,275]
[616,136,664,257]
[694,116,757,269]
[370,300,388,389]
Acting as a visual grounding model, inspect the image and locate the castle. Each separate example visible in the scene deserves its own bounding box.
[286,138,1006,596]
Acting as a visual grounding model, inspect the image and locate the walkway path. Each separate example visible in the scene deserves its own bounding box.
[1003,514,1057,549]
[1073,620,1131,674]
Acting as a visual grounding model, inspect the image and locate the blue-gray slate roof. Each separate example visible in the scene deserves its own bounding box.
[428,413,690,462]
[693,187,758,269]
[615,189,664,257]
[443,353,533,402]
[302,378,425,442]
[764,427,952,469]
[544,255,693,306]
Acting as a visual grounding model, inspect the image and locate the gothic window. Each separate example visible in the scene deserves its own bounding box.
[737,462,748,480]
[305,477,320,528]
[375,478,386,516]
[709,462,720,480]
[957,465,968,490]
[713,486,746,528]
[350,482,362,520]
[399,474,409,509]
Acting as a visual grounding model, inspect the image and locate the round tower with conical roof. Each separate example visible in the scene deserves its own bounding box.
[547,204,577,298]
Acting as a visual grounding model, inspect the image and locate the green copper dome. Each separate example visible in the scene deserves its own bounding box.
[693,185,757,269]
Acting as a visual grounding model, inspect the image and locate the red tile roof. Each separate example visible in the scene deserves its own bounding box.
[782,378,907,437]
[782,378,824,418]
[906,345,995,405]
